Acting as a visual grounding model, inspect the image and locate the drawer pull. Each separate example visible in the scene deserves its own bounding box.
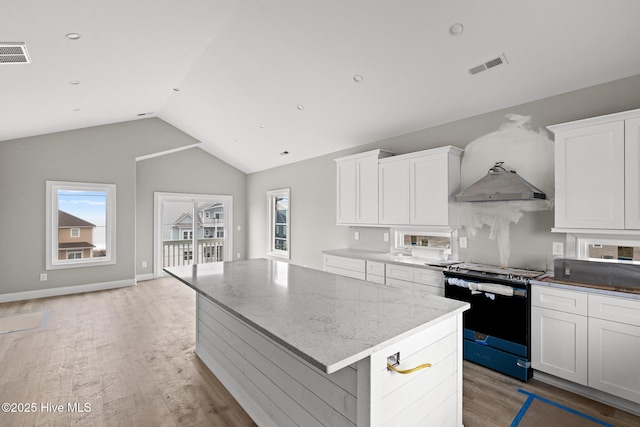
[386,362,432,374]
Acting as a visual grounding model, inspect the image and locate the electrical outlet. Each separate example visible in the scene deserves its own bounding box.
[354,231,359,240]
[552,242,564,256]
[237,253,241,259]
[383,232,389,242]
[459,237,468,248]
[40,273,47,281]
[142,261,147,268]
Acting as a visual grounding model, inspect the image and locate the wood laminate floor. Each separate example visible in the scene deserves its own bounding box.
[0,277,638,426]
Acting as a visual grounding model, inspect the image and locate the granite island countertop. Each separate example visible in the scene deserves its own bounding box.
[164,258,469,374]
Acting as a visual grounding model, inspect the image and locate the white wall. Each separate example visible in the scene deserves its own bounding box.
[0,118,216,296]
[247,74,640,271]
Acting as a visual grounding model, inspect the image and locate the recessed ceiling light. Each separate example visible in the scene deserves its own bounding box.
[66,33,81,40]
[173,88,180,92]
[296,104,304,111]
[72,108,81,112]
[69,80,80,85]
[449,23,464,35]
[353,74,364,83]
[259,124,265,129]
[280,150,289,156]
[233,138,239,142]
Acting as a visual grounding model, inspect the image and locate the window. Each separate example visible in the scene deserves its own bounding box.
[575,235,640,265]
[46,181,116,270]
[267,188,290,259]
[182,230,193,240]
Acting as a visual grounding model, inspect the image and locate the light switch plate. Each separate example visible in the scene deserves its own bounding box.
[354,231,360,240]
[552,242,564,256]
[383,232,389,242]
[459,237,468,248]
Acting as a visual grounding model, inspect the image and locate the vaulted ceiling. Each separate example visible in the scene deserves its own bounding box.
[3,1,640,173]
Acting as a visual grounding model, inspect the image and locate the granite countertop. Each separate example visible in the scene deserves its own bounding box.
[323,248,461,269]
[164,259,469,374]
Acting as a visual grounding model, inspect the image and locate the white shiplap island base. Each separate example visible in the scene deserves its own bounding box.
[164,259,469,427]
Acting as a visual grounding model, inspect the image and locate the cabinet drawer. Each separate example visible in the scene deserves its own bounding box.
[367,274,385,285]
[386,277,413,291]
[414,268,443,287]
[324,265,366,280]
[414,282,443,297]
[531,285,588,315]
[366,261,385,277]
[589,294,640,326]
[323,255,366,273]
[386,264,414,282]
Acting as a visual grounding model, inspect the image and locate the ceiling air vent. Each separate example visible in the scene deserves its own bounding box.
[0,42,31,64]
[468,53,507,76]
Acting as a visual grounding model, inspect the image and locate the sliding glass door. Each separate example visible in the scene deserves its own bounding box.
[154,193,232,277]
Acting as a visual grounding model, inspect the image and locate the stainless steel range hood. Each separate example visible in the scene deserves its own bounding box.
[455,162,546,202]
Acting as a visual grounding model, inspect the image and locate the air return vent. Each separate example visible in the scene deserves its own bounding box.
[468,53,507,76]
[0,43,31,64]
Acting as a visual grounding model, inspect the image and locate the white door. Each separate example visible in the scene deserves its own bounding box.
[625,117,640,229]
[379,159,410,224]
[154,193,233,277]
[336,159,357,224]
[531,306,588,385]
[554,121,625,229]
[588,317,640,403]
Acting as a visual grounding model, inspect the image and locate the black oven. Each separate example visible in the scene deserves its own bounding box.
[444,264,541,381]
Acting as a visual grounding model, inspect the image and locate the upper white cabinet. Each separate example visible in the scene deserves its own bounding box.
[548,108,640,230]
[379,146,463,226]
[335,149,393,225]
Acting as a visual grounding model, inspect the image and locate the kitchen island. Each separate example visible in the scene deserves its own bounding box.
[164,259,469,427]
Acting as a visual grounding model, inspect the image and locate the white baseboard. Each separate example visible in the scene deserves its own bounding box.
[135,273,155,282]
[533,370,640,416]
[0,279,136,303]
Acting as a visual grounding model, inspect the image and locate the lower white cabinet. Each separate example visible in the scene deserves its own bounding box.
[588,295,640,403]
[532,285,640,404]
[366,261,385,284]
[323,254,366,280]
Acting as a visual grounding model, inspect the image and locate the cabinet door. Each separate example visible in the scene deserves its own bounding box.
[531,306,588,385]
[336,159,357,224]
[625,117,640,229]
[554,121,625,229]
[410,153,449,225]
[356,156,379,224]
[588,317,640,403]
[379,160,410,224]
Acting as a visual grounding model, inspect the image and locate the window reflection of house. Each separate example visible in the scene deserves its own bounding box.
[57,210,96,260]
[161,202,225,267]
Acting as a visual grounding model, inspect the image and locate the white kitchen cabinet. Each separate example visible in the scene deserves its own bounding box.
[548,108,640,231]
[323,254,366,280]
[379,146,462,226]
[531,286,588,385]
[414,267,445,297]
[335,149,393,225]
[378,157,411,224]
[625,117,640,229]
[366,261,385,284]
[588,294,640,403]
[410,147,462,226]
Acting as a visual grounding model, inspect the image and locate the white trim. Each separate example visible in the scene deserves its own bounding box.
[46,180,116,270]
[135,273,155,282]
[0,279,135,303]
[134,143,200,162]
[154,192,233,278]
[267,188,290,259]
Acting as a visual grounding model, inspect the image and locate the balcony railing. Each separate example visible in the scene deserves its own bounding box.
[163,238,224,267]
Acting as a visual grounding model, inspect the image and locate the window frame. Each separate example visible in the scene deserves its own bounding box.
[267,188,290,259]
[46,180,116,270]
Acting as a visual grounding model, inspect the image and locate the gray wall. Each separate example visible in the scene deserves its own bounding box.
[247,74,640,271]
[136,146,247,276]
[0,118,210,295]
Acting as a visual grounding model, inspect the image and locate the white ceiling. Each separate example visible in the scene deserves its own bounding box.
[3,1,640,173]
